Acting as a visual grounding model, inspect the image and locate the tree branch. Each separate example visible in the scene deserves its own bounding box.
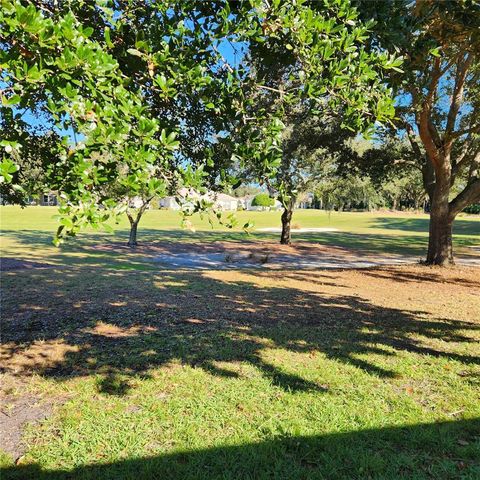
[445,53,473,143]
[450,124,480,140]
[449,178,480,217]
[453,141,479,177]
[404,120,423,158]
[416,58,443,169]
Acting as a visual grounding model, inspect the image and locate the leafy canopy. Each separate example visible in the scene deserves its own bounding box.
[1,0,400,242]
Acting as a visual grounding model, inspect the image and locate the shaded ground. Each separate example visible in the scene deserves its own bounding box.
[0,258,54,271]
[3,264,479,380]
[92,240,480,269]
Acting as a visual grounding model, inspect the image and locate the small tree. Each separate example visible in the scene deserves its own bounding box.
[234,0,400,244]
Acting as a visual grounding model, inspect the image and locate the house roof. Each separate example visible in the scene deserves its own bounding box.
[213,193,238,202]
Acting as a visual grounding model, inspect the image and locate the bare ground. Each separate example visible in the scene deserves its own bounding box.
[0,391,60,461]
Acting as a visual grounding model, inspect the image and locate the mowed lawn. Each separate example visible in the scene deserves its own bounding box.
[1,206,480,479]
[0,206,479,268]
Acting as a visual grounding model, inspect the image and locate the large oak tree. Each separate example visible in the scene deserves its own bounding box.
[356,0,480,265]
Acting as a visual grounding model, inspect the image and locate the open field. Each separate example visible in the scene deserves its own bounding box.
[1,206,480,479]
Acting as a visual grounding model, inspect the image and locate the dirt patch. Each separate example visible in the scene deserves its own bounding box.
[91,240,479,269]
[91,239,352,257]
[0,258,54,271]
[0,394,53,460]
[1,340,80,376]
[94,240,414,269]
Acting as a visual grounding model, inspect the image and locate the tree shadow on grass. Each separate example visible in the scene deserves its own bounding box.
[372,216,480,235]
[2,418,479,479]
[1,266,479,395]
[2,225,479,269]
[360,266,480,288]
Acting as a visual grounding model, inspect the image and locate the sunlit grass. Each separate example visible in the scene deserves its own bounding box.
[1,206,479,478]
[1,206,479,269]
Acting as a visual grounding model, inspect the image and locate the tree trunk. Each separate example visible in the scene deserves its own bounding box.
[425,176,454,266]
[280,201,294,245]
[127,211,144,248]
[127,219,138,248]
[126,200,152,248]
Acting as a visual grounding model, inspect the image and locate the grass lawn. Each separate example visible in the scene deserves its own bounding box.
[1,206,479,269]
[1,206,479,479]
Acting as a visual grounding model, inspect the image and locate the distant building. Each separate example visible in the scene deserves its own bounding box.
[159,188,239,211]
[214,192,239,211]
[236,194,256,210]
[39,192,58,206]
[296,192,314,209]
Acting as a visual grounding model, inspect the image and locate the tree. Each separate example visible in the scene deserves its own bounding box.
[315,173,383,212]
[271,109,357,244]
[1,1,179,244]
[355,137,427,210]
[0,1,256,242]
[1,0,399,248]
[355,0,480,265]
[232,185,262,198]
[251,193,275,208]
[232,0,400,244]
[0,121,60,205]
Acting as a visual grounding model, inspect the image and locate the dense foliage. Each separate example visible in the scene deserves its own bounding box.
[1,0,399,244]
[2,1,476,263]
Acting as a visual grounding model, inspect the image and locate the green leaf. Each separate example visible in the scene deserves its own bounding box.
[104,27,113,48]
[1,94,21,106]
[127,48,143,57]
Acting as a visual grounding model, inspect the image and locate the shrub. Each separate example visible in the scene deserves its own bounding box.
[463,204,480,214]
[251,193,275,207]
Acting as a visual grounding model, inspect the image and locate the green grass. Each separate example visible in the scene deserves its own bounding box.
[1,206,480,479]
[1,206,479,269]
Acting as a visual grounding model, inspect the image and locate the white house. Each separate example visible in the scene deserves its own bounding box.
[296,192,314,209]
[159,188,239,211]
[236,195,256,210]
[214,192,239,211]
